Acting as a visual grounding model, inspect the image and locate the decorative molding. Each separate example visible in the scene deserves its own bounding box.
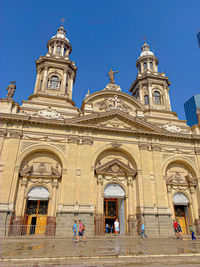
[20,162,62,178]
[166,171,197,186]
[151,144,161,151]
[0,129,7,137]
[82,137,93,145]
[9,131,23,138]
[76,169,81,176]
[20,141,35,151]
[162,122,191,134]
[162,153,173,162]
[96,159,137,177]
[97,95,131,114]
[111,141,122,148]
[138,143,150,151]
[0,202,14,212]
[67,135,80,144]
[194,147,200,155]
[104,83,121,91]
[24,107,64,120]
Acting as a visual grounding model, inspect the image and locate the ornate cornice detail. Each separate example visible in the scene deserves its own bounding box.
[24,107,64,120]
[104,83,121,91]
[20,162,62,179]
[67,135,80,144]
[82,137,93,145]
[96,159,137,177]
[111,141,122,148]
[9,130,23,138]
[151,144,161,151]
[138,143,150,150]
[194,147,200,155]
[162,122,191,134]
[0,129,7,137]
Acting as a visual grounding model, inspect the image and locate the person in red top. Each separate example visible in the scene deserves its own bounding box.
[173,219,180,239]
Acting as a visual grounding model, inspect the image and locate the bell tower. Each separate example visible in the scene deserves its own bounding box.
[129,43,171,111]
[33,25,77,101]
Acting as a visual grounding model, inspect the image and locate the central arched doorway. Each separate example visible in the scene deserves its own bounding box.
[104,184,125,234]
[173,192,191,234]
[25,186,49,235]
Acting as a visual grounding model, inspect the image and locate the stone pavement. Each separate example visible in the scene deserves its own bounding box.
[1,236,200,266]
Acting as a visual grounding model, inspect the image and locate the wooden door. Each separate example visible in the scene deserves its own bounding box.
[175,205,187,234]
[104,198,118,219]
[25,200,48,235]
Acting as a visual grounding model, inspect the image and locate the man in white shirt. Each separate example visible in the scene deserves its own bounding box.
[114,219,119,235]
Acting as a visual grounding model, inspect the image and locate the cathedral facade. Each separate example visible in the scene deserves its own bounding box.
[0,26,200,237]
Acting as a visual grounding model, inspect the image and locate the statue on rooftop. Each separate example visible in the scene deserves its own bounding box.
[107,69,119,84]
[6,81,16,99]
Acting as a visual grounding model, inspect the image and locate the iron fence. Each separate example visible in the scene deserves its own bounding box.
[8,224,56,236]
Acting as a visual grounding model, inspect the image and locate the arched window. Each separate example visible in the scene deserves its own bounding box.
[50,76,59,89]
[150,62,153,69]
[144,95,149,104]
[153,91,161,104]
[56,45,61,54]
[143,62,147,71]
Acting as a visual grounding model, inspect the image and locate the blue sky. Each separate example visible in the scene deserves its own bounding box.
[0,0,199,120]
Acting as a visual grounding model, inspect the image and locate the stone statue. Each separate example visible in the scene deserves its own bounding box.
[197,107,200,124]
[107,69,119,84]
[6,81,16,99]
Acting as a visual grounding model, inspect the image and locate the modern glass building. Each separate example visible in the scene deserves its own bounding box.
[184,94,200,126]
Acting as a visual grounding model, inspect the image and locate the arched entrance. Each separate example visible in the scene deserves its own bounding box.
[25,186,49,235]
[173,193,191,234]
[104,184,125,234]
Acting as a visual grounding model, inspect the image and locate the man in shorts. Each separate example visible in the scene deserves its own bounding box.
[76,220,87,243]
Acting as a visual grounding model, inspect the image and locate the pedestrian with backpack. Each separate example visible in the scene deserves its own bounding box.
[76,220,87,243]
[72,220,77,241]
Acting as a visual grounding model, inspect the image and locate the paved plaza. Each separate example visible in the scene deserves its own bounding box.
[1,236,200,266]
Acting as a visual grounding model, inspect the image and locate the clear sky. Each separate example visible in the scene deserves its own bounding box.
[0,0,199,120]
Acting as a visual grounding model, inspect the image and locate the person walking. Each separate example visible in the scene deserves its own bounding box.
[76,220,87,243]
[177,221,182,239]
[141,223,147,238]
[114,219,119,235]
[72,220,77,241]
[190,224,196,240]
[173,219,180,239]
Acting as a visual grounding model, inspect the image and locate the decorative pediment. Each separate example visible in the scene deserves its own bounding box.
[95,159,137,177]
[97,95,132,114]
[166,172,197,186]
[67,110,166,134]
[20,162,62,178]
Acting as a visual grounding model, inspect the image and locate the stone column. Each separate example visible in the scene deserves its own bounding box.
[190,187,199,220]
[15,177,28,217]
[61,68,68,96]
[68,73,74,99]
[42,67,48,91]
[127,177,133,216]
[148,83,153,107]
[97,175,103,214]
[34,70,40,94]
[49,179,58,217]
[167,186,175,218]
[53,42,56,54]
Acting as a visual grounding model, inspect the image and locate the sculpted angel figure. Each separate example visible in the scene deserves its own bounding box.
[6,81,16,99]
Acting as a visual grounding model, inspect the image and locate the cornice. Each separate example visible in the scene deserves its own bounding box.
[0,112,200,142]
